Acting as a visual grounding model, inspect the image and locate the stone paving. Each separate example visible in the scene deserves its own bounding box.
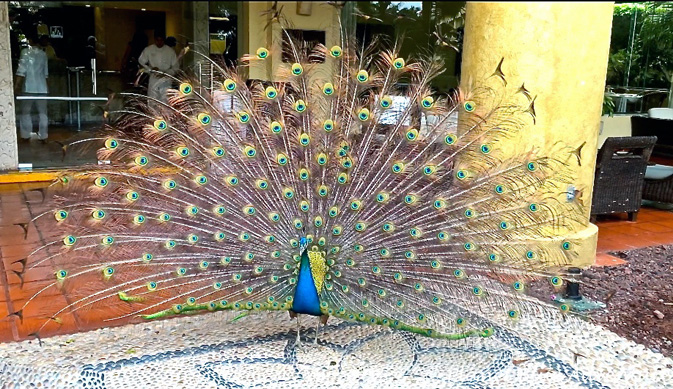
[0,309,671,388]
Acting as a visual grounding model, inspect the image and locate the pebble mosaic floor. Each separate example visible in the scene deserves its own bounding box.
[0,310,670,388]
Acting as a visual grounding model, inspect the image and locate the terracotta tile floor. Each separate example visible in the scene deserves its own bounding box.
[0,182,671,342]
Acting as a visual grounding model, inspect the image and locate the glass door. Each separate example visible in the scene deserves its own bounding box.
[8,1,196,169]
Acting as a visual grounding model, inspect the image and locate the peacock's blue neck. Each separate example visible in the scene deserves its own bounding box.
[291,249,322,316]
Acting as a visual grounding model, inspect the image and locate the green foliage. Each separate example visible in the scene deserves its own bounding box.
[602,94,615,117]
[607,2,673,89]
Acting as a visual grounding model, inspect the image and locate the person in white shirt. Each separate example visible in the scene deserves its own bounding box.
[15,33,49,143]
[138,32,179,107]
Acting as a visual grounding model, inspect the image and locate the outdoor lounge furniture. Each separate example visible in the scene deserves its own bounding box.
[590,136,657,222]
[631,114,673,157]
[648,108,673,119]
[643,164,673,204]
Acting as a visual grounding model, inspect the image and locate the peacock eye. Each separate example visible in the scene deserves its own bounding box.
[357,108,370,121]
[322,82,334,96]
[237,111,250,123]
[270,121,283,133]
[356,70,369,83]
[223,79,236,91]
[134,156,149,166]
[54,210,68,221]
[211,146,225,157]
[176,147,190,157]
[380,96,392,108]
[153,119,167,131]
[323,119,334,131]
[256,47,269,59]
[179,83,192,95]
[392,162,405,174]
[291,63,303,75]
[421,96,434,109]
[294,100,307,113]
[197,113,211,125]
[243,145,257,157]
[265,86,277,99]
[405,128,418,141]
[63,235,76,246]
[105,138,119,149]
[329,45,342,57]
[277,153,288,165]
[464,101,475,112]
[393,58,405,69]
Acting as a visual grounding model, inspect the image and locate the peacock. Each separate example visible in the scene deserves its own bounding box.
[11,26,586,346]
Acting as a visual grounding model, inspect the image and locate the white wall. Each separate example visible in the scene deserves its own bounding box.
[598,114,632,149]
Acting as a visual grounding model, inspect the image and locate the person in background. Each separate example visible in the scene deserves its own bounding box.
[165,36,188,66]
[38,34,57,60]
[85,36,97,69]
[14,32,49,144]
[121,30,149,84]
[138,32,178,106]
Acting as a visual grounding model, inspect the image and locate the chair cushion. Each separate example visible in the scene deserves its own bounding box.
[645,164,673,180]
[648,108,673,120]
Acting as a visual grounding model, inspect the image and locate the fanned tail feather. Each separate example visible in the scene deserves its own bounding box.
[15,26,586,341]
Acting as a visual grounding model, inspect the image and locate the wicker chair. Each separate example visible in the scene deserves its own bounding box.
[590,136,657,222]
[643,165,673,204]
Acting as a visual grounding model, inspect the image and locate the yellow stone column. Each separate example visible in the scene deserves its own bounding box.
[461,2,614,268]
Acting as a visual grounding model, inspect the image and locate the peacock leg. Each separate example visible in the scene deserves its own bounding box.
[313,317,321,344]
[314,314,328,344]
[296,316,301,346]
